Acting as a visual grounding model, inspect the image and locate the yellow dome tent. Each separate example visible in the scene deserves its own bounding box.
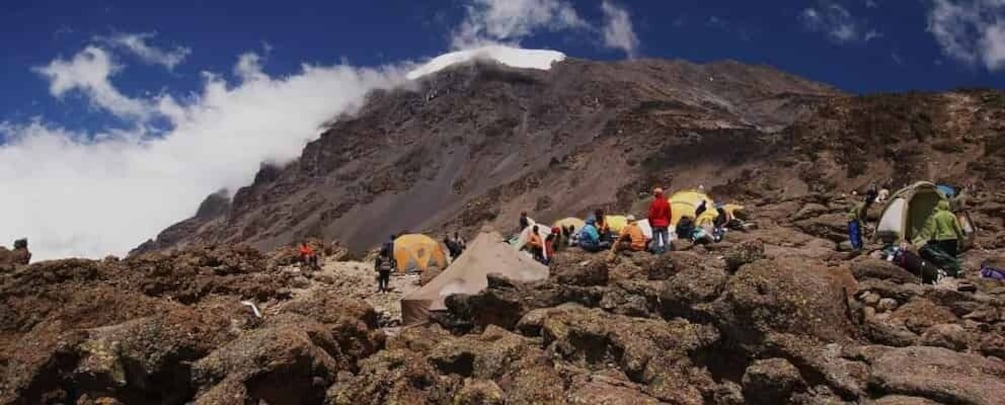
[605,215,629,233]
[393,234,447,273]
[670,190,716,225]
[552,217,586,233]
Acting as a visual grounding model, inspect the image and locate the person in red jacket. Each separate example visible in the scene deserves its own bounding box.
[648,187,673,254]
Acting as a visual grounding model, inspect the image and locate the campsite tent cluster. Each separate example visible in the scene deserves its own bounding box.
[394,189,745,325]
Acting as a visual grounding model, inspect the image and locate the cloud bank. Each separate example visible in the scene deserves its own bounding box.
[927,0,1005,70]
[3,45,406,260]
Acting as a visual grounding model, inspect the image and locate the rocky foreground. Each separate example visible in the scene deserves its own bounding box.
[2,193,1005,404]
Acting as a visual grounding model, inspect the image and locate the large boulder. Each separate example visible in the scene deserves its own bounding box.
[551,258,609,286]
[191,314,355,404]
[327,349,459,405]
[660,258,729,323]
[868,346,1005,404]
[851,258,920,284]
[539,306,720,403]
[741,358,805,404]
[724,239,766,273]
[443,275,603,332]
[716,257,856,350]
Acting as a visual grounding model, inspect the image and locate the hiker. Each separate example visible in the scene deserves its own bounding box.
[695,200,708,219]
[444,233,462,261]
[648,187,672,254]
[543,229,558,265]
[594,209,611,242]
[565,225,579,247]
[610,215,647,258]
[374,253,394,293]
[527,225,549,264]
[299,242,318,269]
[676,216,695,240]
[918,200,965,258]
[866,183,879,205]
[519,212,530,231]
[712,203,729,242]
[550,226,563,252]
[454,232,467,251]
[876,188,890,204]
[578,218,611,253]
[847,196,873,251]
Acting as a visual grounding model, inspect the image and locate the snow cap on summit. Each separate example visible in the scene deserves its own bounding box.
[406,45,566,80]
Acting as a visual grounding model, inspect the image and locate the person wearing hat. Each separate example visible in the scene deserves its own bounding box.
[648,187,672,254]
[609,215,648,259]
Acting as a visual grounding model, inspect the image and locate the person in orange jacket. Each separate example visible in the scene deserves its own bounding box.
[299,242,318,270]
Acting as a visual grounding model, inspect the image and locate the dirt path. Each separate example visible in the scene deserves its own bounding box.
[283,258,422,325]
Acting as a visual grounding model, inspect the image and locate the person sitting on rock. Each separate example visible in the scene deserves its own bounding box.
[594,209,611,242]
[578,218,611,253]
[519,211,530,232]
[298,242,318,270]
[609,215,647,259]
[527,225,546,263]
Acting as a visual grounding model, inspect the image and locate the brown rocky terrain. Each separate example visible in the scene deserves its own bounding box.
[3,203,1004,404]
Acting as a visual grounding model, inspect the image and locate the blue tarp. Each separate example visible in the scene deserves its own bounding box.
[936,184,957,198]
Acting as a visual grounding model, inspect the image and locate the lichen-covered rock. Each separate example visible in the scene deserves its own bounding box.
[453,379,504,405]
[327,349,459,405]
[869,346,1005,404]
[716,257,856,351]
[851,258,919,284]
[919,323,971,351]
[741,358,805,404]
[724,239,766,272]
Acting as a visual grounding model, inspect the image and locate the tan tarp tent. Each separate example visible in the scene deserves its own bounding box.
[401,230,549,325]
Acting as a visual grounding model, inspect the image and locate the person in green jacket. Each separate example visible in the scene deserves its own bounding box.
[917,200,965,257]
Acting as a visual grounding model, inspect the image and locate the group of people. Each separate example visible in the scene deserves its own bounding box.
[518,187,698,263]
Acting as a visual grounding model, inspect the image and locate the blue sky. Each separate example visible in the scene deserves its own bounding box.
[2,0,1005,260]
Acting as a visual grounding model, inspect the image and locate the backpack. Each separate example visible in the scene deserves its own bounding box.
[981,263,1005,281]
[377,257,394,272]
[676,217,695,239]
[895,249,944,285]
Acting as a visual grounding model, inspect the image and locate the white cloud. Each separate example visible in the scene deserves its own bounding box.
[927,0,1005,70]
[600,1,640,58]
[33,46,153,120]
[97,32,191,70]
[451,0,587,49]
[800,2,878,44]
[234,52,268,83]
[3,49,407,260]
[865,0,878,8]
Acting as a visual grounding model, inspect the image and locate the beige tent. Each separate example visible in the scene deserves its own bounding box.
[401,230,549,325]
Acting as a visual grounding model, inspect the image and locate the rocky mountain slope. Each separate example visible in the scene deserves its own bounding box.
[133,57,841,255]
